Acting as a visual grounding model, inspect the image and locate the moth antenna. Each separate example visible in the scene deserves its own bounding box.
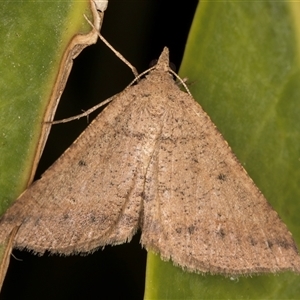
[168,68,192,96]
[84,14,138,78]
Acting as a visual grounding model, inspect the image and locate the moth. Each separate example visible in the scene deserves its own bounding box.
[0,48,299,276]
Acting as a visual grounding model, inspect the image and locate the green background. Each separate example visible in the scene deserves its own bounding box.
[1,1,299,299]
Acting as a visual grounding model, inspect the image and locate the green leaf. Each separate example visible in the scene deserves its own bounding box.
[0,1,97,215]
[0,0,102,289]
[145,1,300,299]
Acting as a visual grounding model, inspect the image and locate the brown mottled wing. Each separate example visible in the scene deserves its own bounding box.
[1,46,300,275]
[0,80,158,255]
[140,82,300,275]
